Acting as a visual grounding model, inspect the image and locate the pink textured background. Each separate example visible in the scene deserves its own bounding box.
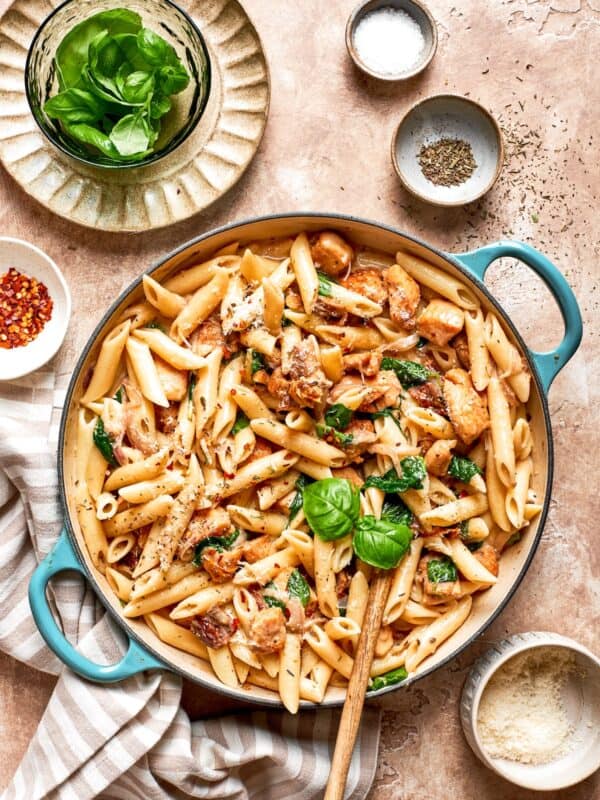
[1,1,599,797]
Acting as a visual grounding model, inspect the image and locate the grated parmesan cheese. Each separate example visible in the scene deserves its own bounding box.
[477,647,577,765]
[353,7,425,76]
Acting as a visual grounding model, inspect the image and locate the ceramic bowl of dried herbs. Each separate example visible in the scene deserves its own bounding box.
[391,94,504,206]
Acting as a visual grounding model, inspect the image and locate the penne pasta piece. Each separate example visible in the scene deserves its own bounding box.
[105,567,133,601]
[485,434,512,532]
[132,328,206,370]
[488,376,516,487]
[233,547,300,586]
[448,538,497,585]
[384,539,423,625]
[104,495,174,537]
[290,232,319,313]
[250,418,346,467]
[207,646,239,688]
[221,450,299,498]
[230,384,276,421]
[295,458,333,481]
[142,274,185,318]
[395,251,479,310]
[325,617,361,641]
[262,275,284,335]
[75,490,108,573]
[96,492,119,520]
[240,247,277,282]
[464,308,492,391]
[279,528,314,576]
[513,418,533,461]
[304,624,354,680]
[118,471,186,504]
[107,533,136,564]
[505,457,533,529]
[81,321,130,403]
[130,561,197,601]
[125,337,169,407]
[403,596,472,672]
[212,356,244,440]
[227,505,288,536]
[319,344,344,383]
[170,582,235,620]
[122,573,210,617]
[314,537,338,618]
[279,632,301,713]
[164,255,240,295]
[145,613,208,660]
[155,455,204,571]
[257,470,300,510]
[104,448,169,492]
[420,493,488,528]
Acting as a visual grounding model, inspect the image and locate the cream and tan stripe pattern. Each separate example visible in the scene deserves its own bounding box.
[0,370,381,799]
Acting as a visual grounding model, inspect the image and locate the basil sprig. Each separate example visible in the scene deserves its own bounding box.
[303,479,360,541]
[287,569,310,607]
[352,516,411,570]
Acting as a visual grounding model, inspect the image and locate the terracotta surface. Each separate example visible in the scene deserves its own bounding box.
[0,0,598,797]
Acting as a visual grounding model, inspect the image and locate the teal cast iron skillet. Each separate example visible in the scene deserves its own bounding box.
[29,213,583,705]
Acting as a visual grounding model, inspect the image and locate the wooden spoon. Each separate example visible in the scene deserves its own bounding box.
[324,569,393,800]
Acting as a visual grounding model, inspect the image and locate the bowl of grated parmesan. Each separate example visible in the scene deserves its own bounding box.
[461,632,600,790]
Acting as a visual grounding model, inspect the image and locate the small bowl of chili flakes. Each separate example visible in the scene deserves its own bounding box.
[0,237,71,380]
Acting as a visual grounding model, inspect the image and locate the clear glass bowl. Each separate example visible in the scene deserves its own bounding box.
[25,0,211,169]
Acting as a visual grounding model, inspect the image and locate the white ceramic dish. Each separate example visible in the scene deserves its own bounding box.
[0,237,71,380]
[346,0,437,81]
[460,631,600,790]
[392,94,504,206]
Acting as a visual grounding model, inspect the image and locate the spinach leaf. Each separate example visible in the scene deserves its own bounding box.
[366,407,402,429]
[93,417,117,466]
[317,271,335,297]
[192,530,239,566]
[363,456,426,493]
[55,9,142,89]
[287,569,310,607]
[353,515,411,569]
[157,62,190,95]
[380,358,436,389]
[109,112,151,156]
[114,386,124,403]
[289,474,312,522]
[427,557,457,584]
[315,424,354,447]
[448,455,481,483]
[325,403,353,430]
[250,350,266,375]
[467,541,483,551]
[136,27,178,66]
[62,122,121,158]
[145,320,167,332]
[303,478,360,541]
[417,337,428,348]
[263,595,286,611]
[369,667,408,692]
[231,412,250,435]
[506,531,522,547]
[44,88,108,124]
[381,496,413,527]
[338,606,347,617]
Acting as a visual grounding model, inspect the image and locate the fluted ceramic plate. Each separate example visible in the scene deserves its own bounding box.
[0,0,270,232]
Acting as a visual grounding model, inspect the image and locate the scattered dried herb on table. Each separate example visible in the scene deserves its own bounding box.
[0,268,53,348]
[418,137,477,187]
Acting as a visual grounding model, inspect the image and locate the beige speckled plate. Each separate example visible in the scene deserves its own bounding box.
[0,0,270,232]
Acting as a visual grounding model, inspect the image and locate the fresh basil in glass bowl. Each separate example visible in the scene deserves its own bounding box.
[25,0,210,169]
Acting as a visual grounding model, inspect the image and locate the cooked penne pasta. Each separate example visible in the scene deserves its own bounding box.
[81,320,130,403]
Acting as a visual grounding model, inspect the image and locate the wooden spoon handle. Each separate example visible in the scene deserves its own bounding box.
[324,569,393,800]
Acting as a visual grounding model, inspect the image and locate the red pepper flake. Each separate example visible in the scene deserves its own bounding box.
[0,268,53,348]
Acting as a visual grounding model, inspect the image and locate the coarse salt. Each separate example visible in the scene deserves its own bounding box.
[353,7,425,76]
[477,648,578,765]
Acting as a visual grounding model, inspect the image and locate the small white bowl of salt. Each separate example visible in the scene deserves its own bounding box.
[346,0,437,81]
[461,632,600,790]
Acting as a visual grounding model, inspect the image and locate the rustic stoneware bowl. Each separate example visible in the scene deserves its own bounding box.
[346,0,437,81]
[392,94,504,206]
[0,237,71,381]
[461,631,600,790]
[28,214,582,709]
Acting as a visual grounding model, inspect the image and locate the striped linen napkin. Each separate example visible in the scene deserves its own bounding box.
[0,369,381,800]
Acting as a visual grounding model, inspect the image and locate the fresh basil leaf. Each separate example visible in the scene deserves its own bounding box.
[157,62,190,95]
[427,557,457,584]
[250,350,266,375]
[87,31,127,98]
[448,455,482,483]
[315,424,354,447]
[380,358,436,389]
[369,667,408,692]
[231,412,250,435]
[62,122,121,158]
[119,70,154,104]
[303,478,360,541]
[136,28,178,65]
[289,474,312,522]
[44,88,107,124]
[353,515,411,570]
[325,403,353,430]
[109,112,151,156]
[55,9,142,89]
[363,456,426,493]
[381,496,413,527]
[149,93,171,119]
[263,595,286,611]
[112,32,154,71]
[317,271,335,297]
[192,530,239,566]
[287,569,310,607]
[93,417,117,466]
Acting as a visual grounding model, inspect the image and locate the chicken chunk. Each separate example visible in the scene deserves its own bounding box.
[417,299,464,346]
[193,315,238,359]
[382,264,421,330]
[266,367,294,411]
[328,370,403,414]
[286,597,305,634]
[408,380,447,416]
[452,332,471,369]
[250,607,287,653]
[311,232,354,277]
[331,466,364,488]
[155,357,188,401]
[417,553,462,600]
[473,543,499,577]
[155,402,178,435]
[287,335,332,410]
[342,351,382,377]
[339,267,388,306]
[443,369,490,445]
[424,438,457,476]
[341,418,377,461]
[201,545,243,583]
[242,535,274,563]
[178,508,234,561]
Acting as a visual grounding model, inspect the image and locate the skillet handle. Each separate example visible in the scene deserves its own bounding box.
[29,528,165,682]
[453,240,582,391]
